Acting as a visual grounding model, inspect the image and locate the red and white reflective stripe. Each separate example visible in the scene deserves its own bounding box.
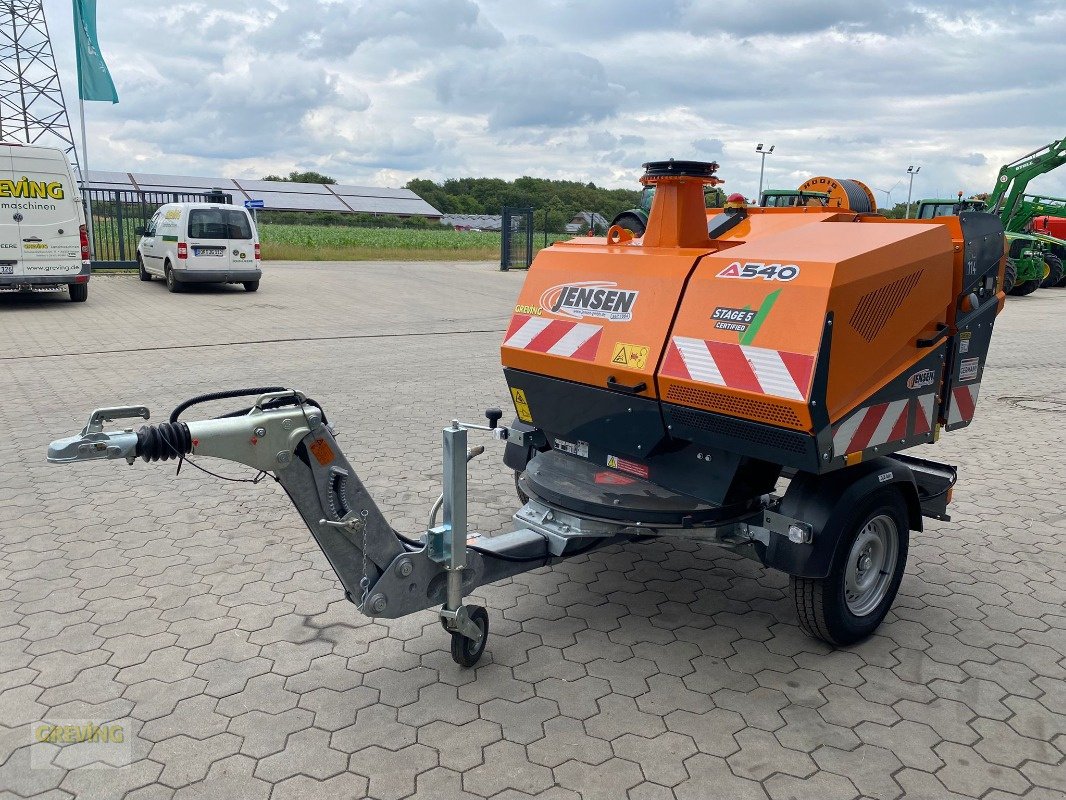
[913,392,935,436]
[662,337,814,401]
[833,398,909,455]
[834,392,940,455]
[948,383,980,426]
[503,315,602,360]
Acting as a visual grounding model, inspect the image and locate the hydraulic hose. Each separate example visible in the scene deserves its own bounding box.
[169,386,287,423]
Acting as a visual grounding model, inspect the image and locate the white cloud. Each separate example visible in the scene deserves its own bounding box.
[38,0,1066,200]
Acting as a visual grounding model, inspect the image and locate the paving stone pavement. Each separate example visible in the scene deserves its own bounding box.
[1,261,1064,799]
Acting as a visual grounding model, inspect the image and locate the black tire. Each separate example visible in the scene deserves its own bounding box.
[1003,259,1017,294]
[137,255,151,281]
[450,606,488,667]
[1009,279,1040,297]
[165,262,183,293]
[515,470,529,505]
[611,211,647,236]
[790,488,909,646]
[1042,254,1063,288]
[68,282,88,303]
[243,280,260,292]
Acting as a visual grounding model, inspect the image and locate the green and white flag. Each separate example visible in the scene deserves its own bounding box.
[73,0,118,103]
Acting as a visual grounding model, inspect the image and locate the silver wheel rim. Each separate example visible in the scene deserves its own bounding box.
[844,514,898,617]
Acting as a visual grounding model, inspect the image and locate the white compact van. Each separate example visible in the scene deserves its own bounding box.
[0,143,90,302]
[136,202,262,292]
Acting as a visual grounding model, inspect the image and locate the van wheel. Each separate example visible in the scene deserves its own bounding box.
[790,488,909,646]
[165,263,183,293]
[138,255,151,281]
[69,283,88,303]
[243,280,259,293]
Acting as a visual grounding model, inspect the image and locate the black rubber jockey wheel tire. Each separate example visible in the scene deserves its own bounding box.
[450,606,489,667]
[68,282,88,302]
[1042,254,1063,288]
[515,470,529,505]
[790,488,910,647]
[138,255,151,281]
[243,280,260,292]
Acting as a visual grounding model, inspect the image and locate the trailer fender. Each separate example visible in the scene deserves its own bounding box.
[765,457,921,579]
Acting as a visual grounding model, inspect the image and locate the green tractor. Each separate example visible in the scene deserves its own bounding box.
[917,136,1066,296]
[610,184,726,236]
[758,188,832,207]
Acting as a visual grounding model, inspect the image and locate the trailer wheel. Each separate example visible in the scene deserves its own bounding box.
[450,605,489,667]
[790,488,909,646]
[515,470,528,504]
[1042,254,1063,288]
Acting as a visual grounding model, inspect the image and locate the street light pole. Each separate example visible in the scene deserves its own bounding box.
[756,143,775,202]
[905,165,921,218]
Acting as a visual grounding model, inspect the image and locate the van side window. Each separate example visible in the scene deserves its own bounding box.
[188,209,253,240]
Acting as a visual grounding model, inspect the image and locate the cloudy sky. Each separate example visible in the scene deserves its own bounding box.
[45,0,1066,201]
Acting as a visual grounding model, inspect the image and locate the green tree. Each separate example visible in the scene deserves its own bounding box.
[262,170,337,185]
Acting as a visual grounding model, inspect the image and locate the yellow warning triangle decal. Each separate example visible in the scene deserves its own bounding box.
[611,346,629,365]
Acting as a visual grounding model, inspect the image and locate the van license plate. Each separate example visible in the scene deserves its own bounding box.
[0,265,12,275]
[193,246,224,257]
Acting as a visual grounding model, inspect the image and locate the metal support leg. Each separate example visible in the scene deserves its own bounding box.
[437,423,487,660]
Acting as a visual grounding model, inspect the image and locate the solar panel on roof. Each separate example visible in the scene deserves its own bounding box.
[86,170,134,187]
[80,171,441,216]
[332,185,414,200]
[245,191,349,211]
[131,173,242,190]
[233,179,331,194]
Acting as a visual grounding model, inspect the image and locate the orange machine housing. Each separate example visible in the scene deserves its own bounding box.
[502,161,1004,501]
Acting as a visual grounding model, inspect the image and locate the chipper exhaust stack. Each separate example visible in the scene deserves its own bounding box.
[48,160,1006,665]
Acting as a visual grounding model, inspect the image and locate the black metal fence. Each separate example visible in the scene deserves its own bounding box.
[500,206,534,271]
[83,188,233,270]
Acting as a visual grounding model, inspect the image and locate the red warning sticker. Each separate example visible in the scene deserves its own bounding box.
[594,471,637,485]
[606,455,649,479]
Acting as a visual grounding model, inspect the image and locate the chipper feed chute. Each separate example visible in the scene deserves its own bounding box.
[47,159,1006,666]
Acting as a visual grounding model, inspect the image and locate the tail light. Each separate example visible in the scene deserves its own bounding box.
[79,224,90,261]
[177,242,188,260]
[254,243,261,260]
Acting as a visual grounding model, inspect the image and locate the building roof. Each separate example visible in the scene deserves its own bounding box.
[82,171,442,217]
[440,214,503,231]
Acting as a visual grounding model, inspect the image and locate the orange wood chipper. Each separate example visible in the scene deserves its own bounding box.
[48,160,1006,666]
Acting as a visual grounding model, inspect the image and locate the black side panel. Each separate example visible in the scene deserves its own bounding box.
[504,368,667,460]
[662,403,822,473]
[943,212,1004,432]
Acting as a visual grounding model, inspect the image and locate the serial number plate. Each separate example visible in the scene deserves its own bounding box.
[0,265,13,275]
[193,246,224,257]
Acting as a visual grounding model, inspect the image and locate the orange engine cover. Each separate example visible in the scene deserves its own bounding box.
[502,165,1003,483]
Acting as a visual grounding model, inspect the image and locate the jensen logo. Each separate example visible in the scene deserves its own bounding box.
[906,369,936,390]
[539,281,639,321]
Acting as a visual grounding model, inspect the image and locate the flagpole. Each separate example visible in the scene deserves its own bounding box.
[78,94,94,257]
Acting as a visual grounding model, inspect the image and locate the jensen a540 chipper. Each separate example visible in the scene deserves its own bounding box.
[49,160,1006,666]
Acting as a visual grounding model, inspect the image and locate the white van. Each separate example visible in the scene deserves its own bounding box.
[0,143,90,302]
[136,202,262,292]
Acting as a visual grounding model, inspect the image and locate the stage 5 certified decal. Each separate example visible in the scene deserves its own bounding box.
[717,261,800,281]
[539,281,639,321]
